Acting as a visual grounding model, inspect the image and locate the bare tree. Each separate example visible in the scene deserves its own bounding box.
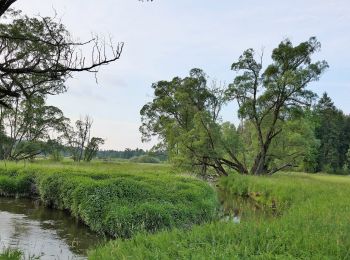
[0,11,123,107]
[0,1,156,107]
[76,116,93,162]
[64,115,103,162]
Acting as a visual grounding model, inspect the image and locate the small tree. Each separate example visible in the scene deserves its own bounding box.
[84,137,105,162]
[64,116,104,162]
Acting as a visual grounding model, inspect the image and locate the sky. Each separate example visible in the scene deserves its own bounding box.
[14,0,350,150]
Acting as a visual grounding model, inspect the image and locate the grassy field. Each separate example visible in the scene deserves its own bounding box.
[1,161,349,259]
[0,161,218,238]
[90,172,350,259]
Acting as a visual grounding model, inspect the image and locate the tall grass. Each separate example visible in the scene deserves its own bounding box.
[89,173,350,259]
[0,249,22,260]
[0,161,218,238]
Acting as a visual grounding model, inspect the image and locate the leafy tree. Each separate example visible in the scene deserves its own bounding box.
[225,37,328,175]
[314,93,350,173]
[141,38,328,176]
[140,69,229,176]
[0,96,68,160]
[84,137,105,162]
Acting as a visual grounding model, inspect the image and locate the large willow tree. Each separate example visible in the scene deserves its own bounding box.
[141,37,328,176]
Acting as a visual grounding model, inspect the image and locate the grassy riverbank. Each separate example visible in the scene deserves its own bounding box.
[0,161,218,239]
[90,173,350,259]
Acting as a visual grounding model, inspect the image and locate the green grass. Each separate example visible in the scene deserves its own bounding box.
[0,249,22,260]
[89,172,350,259]
[0,161,218,238]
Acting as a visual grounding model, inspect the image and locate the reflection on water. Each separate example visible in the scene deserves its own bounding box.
[218,189,277,222]
[0,197,106,259]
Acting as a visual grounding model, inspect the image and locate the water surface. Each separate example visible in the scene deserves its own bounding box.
[0,197,106,259]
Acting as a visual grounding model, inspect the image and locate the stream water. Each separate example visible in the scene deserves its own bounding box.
[0,197,106,259]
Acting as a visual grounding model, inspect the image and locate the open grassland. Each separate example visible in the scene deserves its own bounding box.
[90,173,350,259]
[0,161,218,238]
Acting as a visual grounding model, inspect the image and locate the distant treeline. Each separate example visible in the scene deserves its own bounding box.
[96,148,167,162]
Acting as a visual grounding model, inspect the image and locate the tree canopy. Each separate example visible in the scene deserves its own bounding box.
[141,37,329,176]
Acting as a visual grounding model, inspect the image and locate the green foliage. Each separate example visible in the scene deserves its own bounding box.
[0,10,69,107]
[225,37,328,175]
[140,68,228,176]
[97,148,148,160]
[0,161,218,238]
[64,116,104,163]
[90,173,350,259]
[84,137,105,162]
[141,38,328,176]
[41,139,64,162]
[0,96,68,161]
[0,249,22,260]
[313,93,350,174]
[269,113,320,172]
[130,155,161,164]
[0,170,34,196]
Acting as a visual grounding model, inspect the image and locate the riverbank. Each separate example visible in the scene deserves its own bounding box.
[0,161,218,242]
[90,172,350,259]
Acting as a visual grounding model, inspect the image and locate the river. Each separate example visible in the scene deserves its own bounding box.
[0,197,106,259]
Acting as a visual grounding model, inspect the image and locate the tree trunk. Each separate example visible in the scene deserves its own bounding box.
[251,149,269,175]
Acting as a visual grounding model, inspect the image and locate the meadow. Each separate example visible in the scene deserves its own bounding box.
[1,161,350,259]
[90,172,350,259]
